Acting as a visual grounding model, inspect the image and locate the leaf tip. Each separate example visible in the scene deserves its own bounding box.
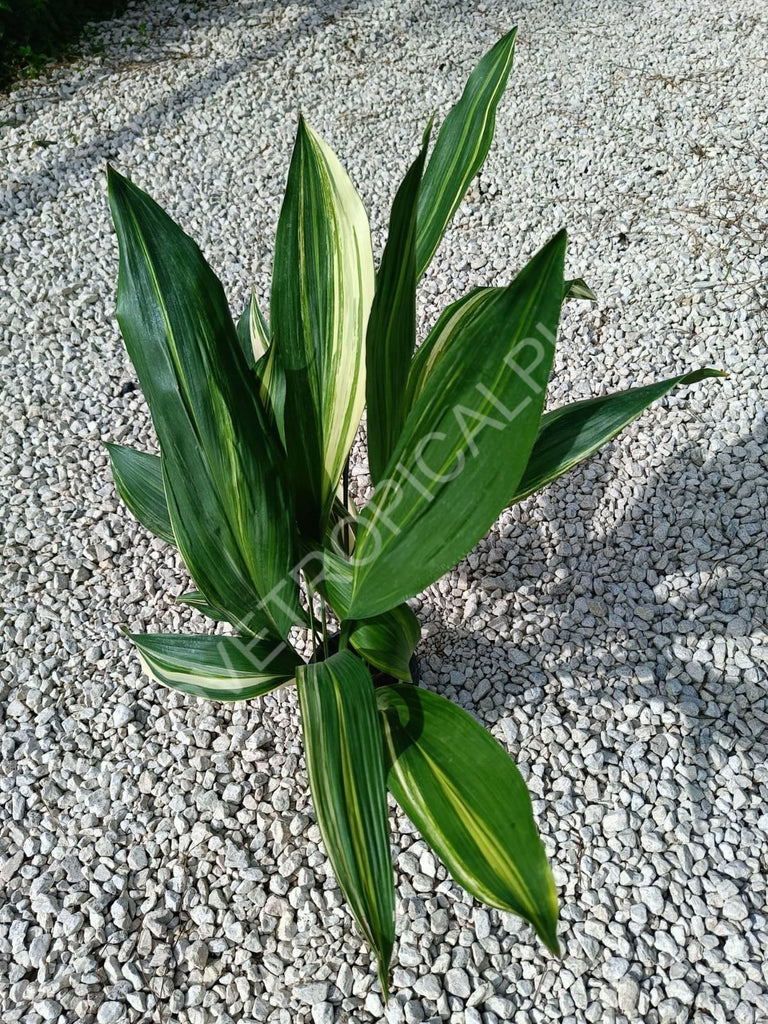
[422,113,436,148]
[297,112,315,141]
[681,367,728,386]
[106,163,127,195]
[377,959,391,1002]
[544,931,562,958]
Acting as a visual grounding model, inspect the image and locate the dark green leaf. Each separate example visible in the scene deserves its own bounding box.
[176,590,231,622]
[378,685,559,954]
[416,29,517,278]
[104,443,174,545]
[347,231,566,619]
[235,292,286,443]
[297,651,395,995]
[108,167,302,638]
[349,604,421,682]
[319,546,354,618]
[512,368,726,503]
[405,286,492,414]
[366,130,430,483]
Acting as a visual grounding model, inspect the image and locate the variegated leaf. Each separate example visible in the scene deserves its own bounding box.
[366,129,430,483]
[378,685,559,954]
[297,651,395,995]
[235,291,286,442]
[236,288,270,368]
[271,118,375,537]
[512,368,726,504]
[131,633,301,702]
[405,286,493,414]
[416,29,517,278]
[108,168,302,638]
[407,277,595,414]
[349,603,421,682]
[347,231,566,619]
[256,343,287,447]
[176,590,231,622]
[563,277,596,301]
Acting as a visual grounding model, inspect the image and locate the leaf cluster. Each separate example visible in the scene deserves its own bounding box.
[105,29,723,992]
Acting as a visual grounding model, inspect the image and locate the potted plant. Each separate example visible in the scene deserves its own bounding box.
[104,28,722,996]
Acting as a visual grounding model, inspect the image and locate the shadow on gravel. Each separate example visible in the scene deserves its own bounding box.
[4,0,364,200]
[418,422,767,756]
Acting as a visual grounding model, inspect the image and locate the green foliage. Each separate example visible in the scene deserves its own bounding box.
[0,0,126,85]
[105,29,723,995]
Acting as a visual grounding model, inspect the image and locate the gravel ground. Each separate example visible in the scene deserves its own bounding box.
[2,1,767,1022]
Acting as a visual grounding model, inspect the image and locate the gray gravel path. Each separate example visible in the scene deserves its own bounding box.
[2,1,767,1022]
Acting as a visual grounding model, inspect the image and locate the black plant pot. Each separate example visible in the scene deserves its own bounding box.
[310,632,420,688]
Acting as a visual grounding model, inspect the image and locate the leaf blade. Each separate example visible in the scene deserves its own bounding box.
[366,131,430,483]
[349,604,421,682]
[271,119,375,536]
[512,368,726,504]
[297,651,395,993]
[131,633,301,702]
[348,231,566,619]
[405,286,494,415]
[104,443,175,545]
[176,590,231,622]
[378,685,559,954]
[563,277,596,301]
[236,288,270,368]
[416,29,517,278]
[107,167,302,637]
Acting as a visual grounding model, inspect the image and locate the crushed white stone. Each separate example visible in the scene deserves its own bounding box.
[1,0,767,1022]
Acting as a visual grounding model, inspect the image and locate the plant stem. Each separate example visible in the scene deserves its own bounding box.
[304,572,318,661]
[320,597,329,661]
[342,458,350,554]
[339,619,351,651]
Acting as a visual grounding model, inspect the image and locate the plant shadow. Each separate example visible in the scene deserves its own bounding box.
[416,419,767,768]
[2,0,365,201]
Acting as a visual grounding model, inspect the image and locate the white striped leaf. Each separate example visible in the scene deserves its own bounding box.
[108,168,302,638]
[377,685,559,954]
[319,545,354,618]
[256,343,287,447]
[311,538,420,682]
[235,291,287,443]
[563,277,596,301]
[131,633,301,702]
[105,443,175,545]
[105,446,247,628]
[512,368,726,504]
[405,286,493,414]
[407,277,596,416]
[236,288,270,367]
[347,231,566,619]
[271,118,375,537]
[416,29,517,278]
[297,651,395,996]
[366,129,430,483]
